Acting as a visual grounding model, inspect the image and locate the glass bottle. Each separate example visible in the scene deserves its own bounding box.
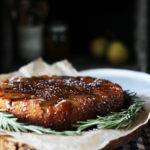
[45,21,69,61]
[16,0,48,62]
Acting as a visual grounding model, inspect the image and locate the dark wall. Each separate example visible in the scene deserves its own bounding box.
[2,0,148,73]
[48,0,135,56]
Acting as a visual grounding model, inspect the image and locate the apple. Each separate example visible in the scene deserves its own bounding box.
[107,41,129,64]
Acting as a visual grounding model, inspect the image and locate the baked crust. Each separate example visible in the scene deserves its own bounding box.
[0,76,124,130]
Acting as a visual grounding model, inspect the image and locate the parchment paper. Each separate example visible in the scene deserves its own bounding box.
[0,58,150,150]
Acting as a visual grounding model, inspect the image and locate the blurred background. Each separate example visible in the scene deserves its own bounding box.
[1,0,150,73]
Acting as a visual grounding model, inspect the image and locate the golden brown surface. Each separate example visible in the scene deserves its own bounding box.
[0,76,124,130]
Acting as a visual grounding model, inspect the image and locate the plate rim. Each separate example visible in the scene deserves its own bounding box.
[80,68,150,79]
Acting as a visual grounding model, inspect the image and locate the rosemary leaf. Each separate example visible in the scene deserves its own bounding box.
[0,110,80,135]
[76,100,145,131]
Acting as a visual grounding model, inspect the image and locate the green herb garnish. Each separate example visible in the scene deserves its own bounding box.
[0,91,145,135]
[0,109,79,135]
[75,100,145,132]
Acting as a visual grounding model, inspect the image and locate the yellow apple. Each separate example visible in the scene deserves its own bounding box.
[90,38,108,58]
[107,41,129,64]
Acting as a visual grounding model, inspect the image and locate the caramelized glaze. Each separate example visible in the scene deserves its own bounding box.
[0,76,124,130]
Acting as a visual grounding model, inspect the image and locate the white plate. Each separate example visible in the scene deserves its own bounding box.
[80,68,150,95]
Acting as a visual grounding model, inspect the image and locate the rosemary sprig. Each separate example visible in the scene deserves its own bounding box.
[0,109,79,135]
[75,100,145,132]
[0,92,146,135]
